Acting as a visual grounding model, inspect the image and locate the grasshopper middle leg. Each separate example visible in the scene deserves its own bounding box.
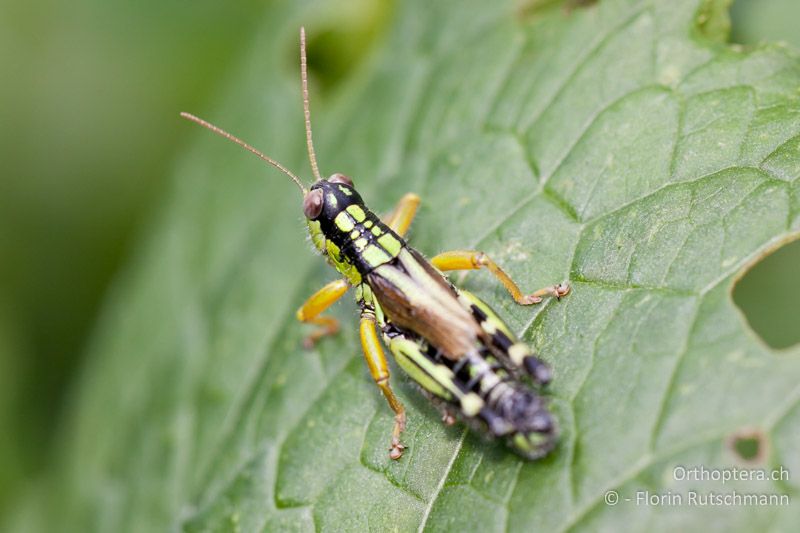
[360,312,407,460]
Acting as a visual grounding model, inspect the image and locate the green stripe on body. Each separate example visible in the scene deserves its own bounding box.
[334,211,355,232]
[388,338,455,400]
[346,204,366,222]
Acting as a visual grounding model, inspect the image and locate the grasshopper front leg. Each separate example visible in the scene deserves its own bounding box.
[359,311,407,460]
[296,278,349,348]
[431,250,570,305]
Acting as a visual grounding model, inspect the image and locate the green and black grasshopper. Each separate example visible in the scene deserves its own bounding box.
[181,28,569,460]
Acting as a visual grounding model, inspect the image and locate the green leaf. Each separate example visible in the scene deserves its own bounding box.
[34,0,800,530]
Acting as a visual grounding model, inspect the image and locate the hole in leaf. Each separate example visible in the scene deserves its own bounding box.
[693,0,731,44]
[732,238,800,350]
[727,428,766,463]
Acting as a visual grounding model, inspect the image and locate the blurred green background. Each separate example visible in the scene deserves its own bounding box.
[0,0,798,518]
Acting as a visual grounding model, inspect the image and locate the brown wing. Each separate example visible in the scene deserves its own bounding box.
[367,247,483,360]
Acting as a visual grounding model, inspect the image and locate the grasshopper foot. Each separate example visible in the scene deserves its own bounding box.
[389,412,407,460]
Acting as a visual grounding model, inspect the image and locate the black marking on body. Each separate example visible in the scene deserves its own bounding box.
[491,329,514,352]
[470,304,489,323]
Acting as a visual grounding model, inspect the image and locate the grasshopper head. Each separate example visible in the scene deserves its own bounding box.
[302,173,364,223]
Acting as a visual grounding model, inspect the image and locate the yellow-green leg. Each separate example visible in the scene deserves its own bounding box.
[295,278,349,348]
[360,312,407,460]
[430,250,570,305]
[383,192,420,237]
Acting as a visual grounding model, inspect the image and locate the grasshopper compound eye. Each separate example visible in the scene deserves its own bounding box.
[328,173,353,187]
[303,188,324,219]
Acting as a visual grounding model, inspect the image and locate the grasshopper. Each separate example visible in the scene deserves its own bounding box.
[181,28,569,460]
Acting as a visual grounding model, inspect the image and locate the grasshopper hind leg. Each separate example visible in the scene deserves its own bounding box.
[458,289,553,385]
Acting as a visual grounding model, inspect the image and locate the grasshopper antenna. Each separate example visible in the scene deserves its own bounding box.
[300,27,323,182]
[180,112,308,195]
